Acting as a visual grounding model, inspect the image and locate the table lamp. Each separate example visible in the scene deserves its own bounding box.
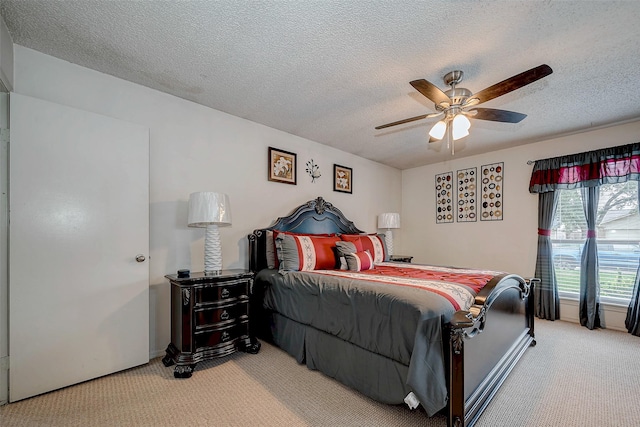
[188,192,231,274]
[377,212,400,256]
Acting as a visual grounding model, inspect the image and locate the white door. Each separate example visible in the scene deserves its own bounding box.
[9,94,149,401]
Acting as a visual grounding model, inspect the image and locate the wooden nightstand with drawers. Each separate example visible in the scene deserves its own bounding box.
[162,269,260,378]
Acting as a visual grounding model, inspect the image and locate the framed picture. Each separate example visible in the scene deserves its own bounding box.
[268,147,297,185]
[333,164,352,193]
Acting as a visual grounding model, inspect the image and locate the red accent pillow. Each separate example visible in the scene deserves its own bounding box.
[275,233,341,271]
[268,231,337,269]
[340,234,387,263]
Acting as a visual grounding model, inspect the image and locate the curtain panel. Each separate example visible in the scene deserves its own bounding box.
[579,186,603,329]
[626,186,640,336]
[534,191,560,320]
[529,141,640,334]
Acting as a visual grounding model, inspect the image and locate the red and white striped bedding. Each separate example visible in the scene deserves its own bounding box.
[313,262,503,311]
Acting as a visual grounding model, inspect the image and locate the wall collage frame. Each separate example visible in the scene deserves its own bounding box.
[435,162,504,223]
[268,146,353,194]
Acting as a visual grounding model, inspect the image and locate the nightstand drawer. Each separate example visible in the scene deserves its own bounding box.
[193,321,249,349]
[194,300,249,329]
[193,281,248,306]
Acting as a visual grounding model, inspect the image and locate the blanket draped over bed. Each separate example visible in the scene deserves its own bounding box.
[248,197,536,427]
[255,263,506,416]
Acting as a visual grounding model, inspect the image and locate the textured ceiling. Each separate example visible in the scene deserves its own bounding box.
[2,1,640,169]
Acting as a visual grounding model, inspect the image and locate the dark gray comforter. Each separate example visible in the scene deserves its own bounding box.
[255,267,478,415]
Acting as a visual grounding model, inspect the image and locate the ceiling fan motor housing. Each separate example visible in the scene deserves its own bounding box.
[444,87,472,107]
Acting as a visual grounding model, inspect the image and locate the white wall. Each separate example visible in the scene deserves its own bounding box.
[402,119,640,330]
[0,15,11,406]
[12,46,402,357]
[0,17,13,91]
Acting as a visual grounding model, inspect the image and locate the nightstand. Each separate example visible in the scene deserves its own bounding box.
[162,269,260,378]
[390,255,413,263]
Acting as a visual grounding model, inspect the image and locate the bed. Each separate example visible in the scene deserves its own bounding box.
[248,197,537,427]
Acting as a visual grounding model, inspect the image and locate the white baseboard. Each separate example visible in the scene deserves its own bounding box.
[559,297,629,332]
[149,349,165,360]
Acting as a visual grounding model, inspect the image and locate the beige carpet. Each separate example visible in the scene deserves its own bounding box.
[1,320,639,426]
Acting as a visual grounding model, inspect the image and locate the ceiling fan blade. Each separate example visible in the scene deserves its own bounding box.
[410,79,451,106]
[375,113,431,130]
[469,64,553,105]
[469,108,527,123]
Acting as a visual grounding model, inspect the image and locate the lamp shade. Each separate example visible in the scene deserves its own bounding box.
[187,192,232,227]
[452,114,471,140]
[429,120,447,140]
[378,213,400,229]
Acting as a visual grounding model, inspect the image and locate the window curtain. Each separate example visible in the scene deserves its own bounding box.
[530,142,640,332]
[579,186,603,329]
[529,143,640,193]
[534,191,560,319]
[626,186,640,335]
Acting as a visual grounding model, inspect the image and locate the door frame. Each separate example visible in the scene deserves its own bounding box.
[0,86,8,406]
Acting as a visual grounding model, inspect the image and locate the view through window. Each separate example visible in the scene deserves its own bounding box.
[551,181,640,302]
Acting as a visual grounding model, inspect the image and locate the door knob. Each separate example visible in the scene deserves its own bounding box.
[135,254,146,263]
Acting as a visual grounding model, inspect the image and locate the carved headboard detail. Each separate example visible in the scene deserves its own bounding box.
[248,197,364,272]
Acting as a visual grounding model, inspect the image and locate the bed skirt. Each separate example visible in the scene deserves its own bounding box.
[266,311,413,406]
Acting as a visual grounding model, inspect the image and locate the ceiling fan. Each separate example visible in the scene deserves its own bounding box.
[375,64,553,155]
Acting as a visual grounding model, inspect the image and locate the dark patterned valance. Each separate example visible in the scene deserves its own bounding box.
[529,142,640,193]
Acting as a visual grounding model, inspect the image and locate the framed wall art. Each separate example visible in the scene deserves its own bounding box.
[456,167,477,222]
[480,162,504,221]
[333,164,352,193]
[268,147,297,185]
[435,171,454,223]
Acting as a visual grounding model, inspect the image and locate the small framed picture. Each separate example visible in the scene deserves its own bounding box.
[268,147,297,185]
[333,164,352,193]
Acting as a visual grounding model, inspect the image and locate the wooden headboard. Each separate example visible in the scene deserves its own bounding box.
[247,196,364,272]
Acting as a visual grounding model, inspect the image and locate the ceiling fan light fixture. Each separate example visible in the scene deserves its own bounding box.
[429,120,447,140]
[452,114,471,140]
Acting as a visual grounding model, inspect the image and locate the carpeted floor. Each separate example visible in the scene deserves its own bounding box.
[1,320,639,426]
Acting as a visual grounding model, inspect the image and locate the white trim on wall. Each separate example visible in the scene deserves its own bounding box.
[559,297,629,332]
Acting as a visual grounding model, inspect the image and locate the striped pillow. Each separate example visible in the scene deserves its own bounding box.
[340,234,388,263]
[276,233,341,272]
[344,250,374,271]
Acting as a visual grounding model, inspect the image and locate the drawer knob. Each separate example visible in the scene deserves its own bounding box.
[221,331,230,342]
[221,310,229,321]
[221,288,230,298]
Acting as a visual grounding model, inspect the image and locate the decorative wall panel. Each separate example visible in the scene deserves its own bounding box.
[480,162,504,221]
[435,171,454,223]
[456,167,477,222]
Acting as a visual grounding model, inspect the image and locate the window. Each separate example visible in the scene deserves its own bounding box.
[551,181,640,302]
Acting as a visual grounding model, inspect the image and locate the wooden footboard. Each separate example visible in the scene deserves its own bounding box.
[447,275,538,427]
